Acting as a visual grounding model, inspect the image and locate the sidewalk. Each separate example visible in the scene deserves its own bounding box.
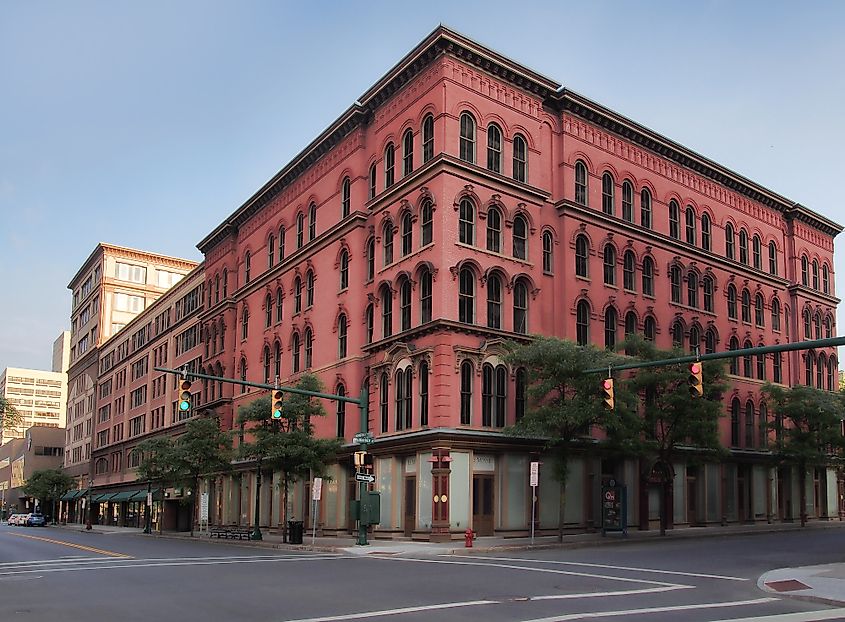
[759,564,845,606]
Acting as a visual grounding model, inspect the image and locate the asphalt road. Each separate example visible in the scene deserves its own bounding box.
[1,524,844,622]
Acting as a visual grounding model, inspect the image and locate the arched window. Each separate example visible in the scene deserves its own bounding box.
[495,365,507,427]
[623,251,635,291]
[817,353,826,389]
[705,328,717,354]
[459,198,475,245]
[401,212,413,256]
[812,260,819,290]
[745,400,754,448]
[278,225,286,262]
[621,180,634,222]
[422,114,434,163]
[395,369,411,430]
[741,289,751,323]
[481,364,493,427]
[420,268,432,324]
[822,264,830,294]
[670,265,682,303]
[381,286,392,338]
[759,402,768,448]
[265,293,272,328]
[368,163,377,200]
[771,298,781,331]
[380,372,389,433]
[244,251,251,284]
[803,308,811,339]
[486,273,502,329]
[640,188,652,229]
[515,367,527,422]
[292,333,300,373]
[365,304,374,344]
[827,357,836,391]
[575,235,589,278]
[296,212,305,248]
[643,316,656,342]
[399,278,412,331]
[605,307,618,350]
[825,314,832,339]
[366,237,375,281]
[421,200,433,246]
[739,229,748,264]
[773,351,783,383]
[338,314,348,358]
[336,384,346,438]
[304,328,313,369]
[481,364,507,427]
[743,339,753,378]
[757,348,766,381]
[801,255,809,286]
[687,271,699,308]
[308,203,317,241]
[755,293,765,327]
[341,177,351,218]
[513,279,528,334]
[701,213,712,251]
[703,276,714,312]
[513,134,527,182]
[215,274,220,303]
[725,223,735,260]
[668,200,680,239]
[601,172,615,215]
[689,325,700,354]
[814,312,822,339]
[383,221,394,266]
[486,206,502,253]
[384,143,395,188]
[241,307,249,340]
[460,361,473,425]
[574,161,588,205]
[262,345,271,384]
[671,320,684,348]
[730,398,740,447]
[727,284,737,320]
[459,112,476,164]
[268,234,275,269]
[685,206,696,245]
[624,311,637,338]
[542,231,553,273]
[339,250,349,290]
[603,244,617,286]
[273,340,281,379]
[576,300,590,346]
[752,235,762,270]
[513,214,528,260]
[419,361,429,426]
[805,352,814,386]
[729,337,739,375]
[402,129,414,177]
[642,256,654,296]
[458,267,475,324]
[487,123,502,173]
[769,241,777,275]
[306,271,315,307]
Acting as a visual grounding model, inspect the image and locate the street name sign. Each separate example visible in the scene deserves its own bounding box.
[355,473,375,483]
[353,432,374,445]
[312,477,323,501]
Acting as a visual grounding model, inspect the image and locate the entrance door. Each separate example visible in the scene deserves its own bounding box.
[404,477,416,537]
[472,475,494,536]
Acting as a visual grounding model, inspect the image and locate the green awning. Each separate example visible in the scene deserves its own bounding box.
[109,490,140,502]
[129,489,161,502]
[60,490,82,501]
[92,492,117,502]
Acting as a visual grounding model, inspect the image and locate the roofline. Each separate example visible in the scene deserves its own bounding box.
[68,243,199,289]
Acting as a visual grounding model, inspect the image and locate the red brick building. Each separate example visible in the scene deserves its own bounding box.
[118,27,845,537]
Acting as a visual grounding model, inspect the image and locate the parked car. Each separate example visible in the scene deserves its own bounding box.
[26,514,46,527]
[7,513,24,526]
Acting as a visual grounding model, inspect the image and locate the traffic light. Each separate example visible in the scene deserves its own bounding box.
[271,390,284,419]
[688,362,703,398]
[602,378,614,410]
[178,379,192,412]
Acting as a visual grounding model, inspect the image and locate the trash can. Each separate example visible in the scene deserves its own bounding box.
[288,520,304,544]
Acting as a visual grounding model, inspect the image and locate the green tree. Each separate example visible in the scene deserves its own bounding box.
[134,436,176,533]
[238,374,342,542]
[621,336,727,535]
[22,468,75,523]
[0,397,22,434]
[762,383,845,527]
[506,337,638,542]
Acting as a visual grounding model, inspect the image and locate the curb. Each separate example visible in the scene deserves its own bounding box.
[758,564,845,608]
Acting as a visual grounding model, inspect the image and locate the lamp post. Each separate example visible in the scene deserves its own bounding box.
[143,480,152,534]
[85,478,94,531]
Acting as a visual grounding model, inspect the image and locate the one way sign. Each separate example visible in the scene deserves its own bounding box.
[355,473,375,483]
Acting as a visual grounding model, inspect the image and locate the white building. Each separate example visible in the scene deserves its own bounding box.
[0,367,67,445]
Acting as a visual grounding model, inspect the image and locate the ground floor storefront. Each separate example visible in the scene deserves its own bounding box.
[59,488,163,530]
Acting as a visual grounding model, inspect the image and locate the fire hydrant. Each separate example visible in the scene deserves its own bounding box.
[464,528,476,548]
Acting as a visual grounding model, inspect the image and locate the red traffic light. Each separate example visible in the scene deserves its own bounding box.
[689,363,701,375]
[602,379,613,390]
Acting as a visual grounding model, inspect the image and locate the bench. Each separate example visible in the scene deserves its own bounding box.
[209,526,252,540]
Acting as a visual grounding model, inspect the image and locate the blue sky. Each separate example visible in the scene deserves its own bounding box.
[2,1,844,371]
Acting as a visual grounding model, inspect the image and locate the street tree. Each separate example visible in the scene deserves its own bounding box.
[762,383,845,526]
[135,436,176,533]
[0,397,22,434]
[506,337,638,542]
[621,335,726,535]
[238,374,342,542]
[22,468,75,523]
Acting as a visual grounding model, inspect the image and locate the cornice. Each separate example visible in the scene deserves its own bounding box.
[361,319,531,355]
[786,284,841,307]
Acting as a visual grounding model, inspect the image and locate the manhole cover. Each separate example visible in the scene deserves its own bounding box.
[765,579,811,592]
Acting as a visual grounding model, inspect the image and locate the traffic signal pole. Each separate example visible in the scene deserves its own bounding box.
[357,386,369,546]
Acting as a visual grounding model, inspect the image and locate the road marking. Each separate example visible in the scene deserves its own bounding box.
[280,600,499,622]
[707,609,845,622]
[0,553,335,569]
[448,554,749,581]
[511,598,780,621]
[530,585,693,600]
[5,532,132,558]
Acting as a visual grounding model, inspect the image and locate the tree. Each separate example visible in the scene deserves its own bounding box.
[134,436,176,533]
[0,397,22,434]
[762,383,845,527]
[238,374,342,542]
[621,335,727,535]
[22,469,75,523]
[506,337,638,542]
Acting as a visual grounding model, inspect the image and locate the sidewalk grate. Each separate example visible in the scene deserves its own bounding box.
[765,579,811,592]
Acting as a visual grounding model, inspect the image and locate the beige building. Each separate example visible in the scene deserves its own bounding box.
[64,244,198,487]
[0,426,66,519]
[52,331,71,374]
[0,367,67,445]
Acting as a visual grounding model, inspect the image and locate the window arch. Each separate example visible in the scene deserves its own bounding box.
[768,241,777,275]
[262,345,271,384]
[421,199,433,247]
[514,278,528,334]
[803,308,811,339]
[459,198,475,245]
[743,339,753,378]
[640,188,652,229]
[420,267,432,324]
[460,360,473,425]
[727,284,737,320]
[671,320,684,348]
[605,307,618,350]
[268,233,275,269]
[486,272,502,329]
[459,112,476,164]
[738,229,748,264]
[265,293,273,328]
[601,172,615,215]
[384,143,395,188]
[603,244,617,286]
[513,214,528,260]
[304,327,313,369]
[685,206,696,245]
[487,123,502,173]
[368,163,377,200]
[338,314,348,358]
[401,212,413,256]
[244,251,251,284]
[668,200,680,239]
[336,384,346,438]
[381,285,392,338]
[755,293,765,327]
[643,316,656,342]
[241,307,249,340]
[574,160,588,205]
[687,271,699,308]
[399,278,412,331]
[341,177,351,218]
[273,339,281,379]
[801,255,809,286]
[669,265,681,303]
[292,332,300,373]
[822,264,830,294]
[402,129,414,177]
[486,206,502,253]
[422,114,434,163]
[771,297,781,331]
[542,231,553,273]
[308,203,317,241]
[705,327,717,354]
[623,250,635,291]
[621,180,634,222]
[689,324,700,354]
[366,237,375,281]
[513,134,527,182]
[395,368,412,430]
[339,250,349,290]
[752,234,762,270]
[642,256,654,296]
[576,300,590,346]
[701,213,712,251]
[575,235,589,278]
[306,271,315,308]
[703,275,714,312]
[741,289,751,323]
[296,212,305,248]
[812,260,819,290]
[624,310,637,338]
[383,221,394,266]
[458,267,475,324]
[729,336,739,375]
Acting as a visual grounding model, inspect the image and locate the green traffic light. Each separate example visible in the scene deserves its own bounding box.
[179,400,191,411]
[272,409,282,419]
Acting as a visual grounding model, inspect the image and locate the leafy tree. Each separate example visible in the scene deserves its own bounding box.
[22,469,75,523]
[0,397,22,434]
[506,337,638,542]
[238,374,342,541]
[621,336,727,535]
[762,383,845,526]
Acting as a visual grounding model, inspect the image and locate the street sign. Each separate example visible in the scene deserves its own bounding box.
[530,461,539,487]
[312,477,323,501]
[355,473,375,483]
[353,432,374,445]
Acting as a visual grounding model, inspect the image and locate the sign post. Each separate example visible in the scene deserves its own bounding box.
[311,477,322,546]
[529,461,539,545]
[200,491,209,535]
[601,480,627,537]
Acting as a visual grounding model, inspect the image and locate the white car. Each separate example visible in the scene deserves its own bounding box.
[7,513,24,526]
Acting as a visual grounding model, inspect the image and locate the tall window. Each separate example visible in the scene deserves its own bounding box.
[263,345,271,384]
[515,368,526,422]
[306,271,314,307]
[265,293,272,328]
[771,298,781,331]
[640,188,652,229]
[755,293,765,327]
[308,203,316,241]
[730,398,740,447]
[339,250,349,290]
[459,198,475,245]
[801,255,809,286]
[621,180,634,222]
[459,268,475,324]
[803,308,811,339]
[369,163,377,200]
[513,215,528,260]
[277,225,285,263]
[400,278,411,331]
[769,241,777,275]
[296,212,305,248]
[268,234,275,269]
[685,206,696,245]
[275,288,283,323]
[822,264,830,294]
[738,229,748,264]
[419,362,429,426]
[459,112,476,164]
[542,232,553,273]
[487,124,502,173]
[381,286,392,338]
[759,403,768,448]
[757,350,766,380]
[402,129,414,177]
[486,207,502,253]
[644,316,656,342]
[624,311,637,338]
[805,352,814,386]
[814,312,822,339]
[725,223,735,260]
[668,200,680,239]
[642,257,654,296]
[743,339,753,378]
[336,385,346,438]
[274,340,281,379]
[623,251,635,291]
[365,304,374,344]
[745,401,754,448]
[341,177,351,218]
[486,273,502,329]
[383,221,394,266]
[752,235,762,270]
[304,328,313,369]
[671,321,684,348]
[240,357,248,394]
[729,337,739,375]
[703,276,714,312]
[292,332,301,373]
[574,161,588,205]
[338,314,347,358]
[603,244,617,286]
[576,300,590,346]
[420,268,432,324]
[460,361,473,425]
[705,328,717,354]
[244,251,251,284]
[828,357,836,391]
[605,307,617,350]
[670,265,681,303]
[689,325,700,354]
[395,369,411,430]
[602,172,615,215]
[701,213,711,251]
[741,289,751,323]
[422,115,434,163]
[687,271,698,308]
[384,143,395,188]
[366,237,375,281]
[727,284,737,320]
[812,260,819,290]
[825,314,832,338]
[241,307,249,340]
[380,373,389,433]
[401,213,413,256]
[482,364,507,427]
[575,235,589,278]
[513,134,527,182]
[513,278,528,334]
[421,200,433,246]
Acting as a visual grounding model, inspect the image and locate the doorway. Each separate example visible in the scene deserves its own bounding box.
[686,466,699,526]
[404,477,416,537]
[472,474,494,536]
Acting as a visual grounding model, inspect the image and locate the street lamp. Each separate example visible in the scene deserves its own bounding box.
[85,478,94,531]
[143,480,152,534]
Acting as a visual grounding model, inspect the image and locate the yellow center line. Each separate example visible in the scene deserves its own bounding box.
[5,532,133,558]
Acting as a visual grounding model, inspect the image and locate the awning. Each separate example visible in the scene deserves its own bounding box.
[109,490,141,502]
[92,493,117,502]
[60,490,83,501]
[129,489,162,502]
